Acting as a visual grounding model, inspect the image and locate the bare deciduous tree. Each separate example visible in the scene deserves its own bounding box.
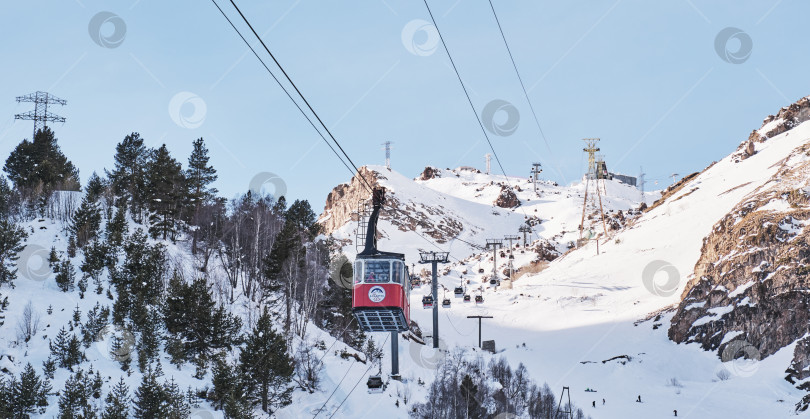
[16,300,40,343]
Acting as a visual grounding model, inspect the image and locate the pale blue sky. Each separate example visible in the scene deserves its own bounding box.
[0,0,805,208]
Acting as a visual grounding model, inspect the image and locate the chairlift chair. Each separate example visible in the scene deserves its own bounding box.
[422,295,434,308]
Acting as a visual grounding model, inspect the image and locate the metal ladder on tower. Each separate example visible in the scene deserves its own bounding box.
[355,199,372,253]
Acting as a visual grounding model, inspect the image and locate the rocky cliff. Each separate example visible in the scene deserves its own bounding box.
[668,96,810,408]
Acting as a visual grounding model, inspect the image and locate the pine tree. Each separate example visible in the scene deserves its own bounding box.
[85,171,106,202]
[48,246,59,266]
[81,303,110,348]
[102,377,130,419]
[163,275,240,368]
[105,205,128,250]
[239,309,294,413]
[0,219,26,286]
[11,363,51,416]
[43,356,56,380]
[185,138,217,254]
[58,368,96,418]
[107,133,149,220]
[55,259,75,292]
[145,145,186,241]
[3,127,80,195]
[71,195,102,248]
[212,355,245,412]
[80,240,109,285]
[0,175,14,218]
[111,229,166,326]
[133,365,164,418]
[161,377,189,419]
[136,310,161,373]
[67,235,77,258]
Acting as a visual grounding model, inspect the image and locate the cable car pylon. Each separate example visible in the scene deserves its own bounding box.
[419,251,449,349]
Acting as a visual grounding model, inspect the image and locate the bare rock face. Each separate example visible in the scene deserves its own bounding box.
[668,141,810,387]
[735,96,810,161]
[318,166,380,235]
[494,185,520,208]
[317,166,465,244]
[419,166,441,181]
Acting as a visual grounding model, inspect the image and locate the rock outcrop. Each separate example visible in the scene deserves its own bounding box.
[668,135,810,389]
[494,185,520,208]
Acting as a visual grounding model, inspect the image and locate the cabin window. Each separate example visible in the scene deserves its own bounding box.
[354,261,364,284]
[364,260,391,283]
[392,261,403,284]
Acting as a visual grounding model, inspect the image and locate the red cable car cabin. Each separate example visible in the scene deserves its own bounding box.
[352,188,411,332]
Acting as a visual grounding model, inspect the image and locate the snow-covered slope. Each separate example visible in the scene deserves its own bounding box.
[323,164,650,265]
[303,106,810,418]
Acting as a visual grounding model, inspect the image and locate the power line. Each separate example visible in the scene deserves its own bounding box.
[327,333,391,419]
[486,0,552,156]
[486,0,567,184]
[209,0,360,185]
[225,0,375,192]
[421,0,509,183]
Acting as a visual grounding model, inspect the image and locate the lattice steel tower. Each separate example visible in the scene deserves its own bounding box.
[579,138,607,239]
[381,141,393,170]
[15,91,67,138]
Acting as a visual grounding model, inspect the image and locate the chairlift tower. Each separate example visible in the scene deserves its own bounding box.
[14,91,67,138]
[419,251,449,349]
[531,162,542,194]
[485,239,503,283]
[579,138,608,240]
[518,225,532,248]
[503,235,519,287]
